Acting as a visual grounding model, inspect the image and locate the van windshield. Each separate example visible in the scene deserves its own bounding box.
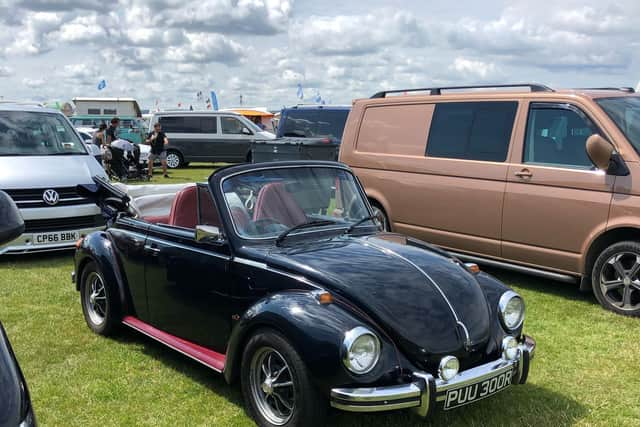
[0,111,87,156]
[596,97,640,155]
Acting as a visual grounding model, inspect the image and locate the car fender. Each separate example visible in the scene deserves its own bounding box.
[74,231,132,315]
[223,291,401,391]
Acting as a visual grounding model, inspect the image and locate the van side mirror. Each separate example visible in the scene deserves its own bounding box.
[0,191,24,245]
[241,127,252,135]
[195,225,224,243]
[586,134,629,176]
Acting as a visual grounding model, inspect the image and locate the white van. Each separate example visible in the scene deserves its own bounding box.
[0,103,107,254]
[149,111,275,168]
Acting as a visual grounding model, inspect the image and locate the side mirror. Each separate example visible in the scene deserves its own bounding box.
[241,127,252,135]
[586,134,630,176]
[586,134,614,170]
[195,225,224,243]
[0,191,24,245]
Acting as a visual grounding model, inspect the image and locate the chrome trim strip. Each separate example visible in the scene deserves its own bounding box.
[449,252,578,283]
[433,358,517,396]
[331,382,422,403]
[232,257,323,290]
[361,240,472,349]
[145,235,232,260]
[331,400,420,412]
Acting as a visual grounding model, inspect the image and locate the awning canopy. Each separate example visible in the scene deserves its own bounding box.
[231,109,275,117]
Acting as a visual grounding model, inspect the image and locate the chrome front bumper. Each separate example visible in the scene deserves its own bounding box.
[331,335,535,416]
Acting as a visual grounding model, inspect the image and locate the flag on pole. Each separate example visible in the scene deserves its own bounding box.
[210,91,219,110]
[296,83,304,100]
[239,95,243,106]
[97,79,106,90]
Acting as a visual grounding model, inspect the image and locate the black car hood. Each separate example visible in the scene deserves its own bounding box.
[244,233,492,367]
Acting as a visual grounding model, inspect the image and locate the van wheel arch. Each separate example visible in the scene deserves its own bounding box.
[368,198,390,232]
[583,227,640,291]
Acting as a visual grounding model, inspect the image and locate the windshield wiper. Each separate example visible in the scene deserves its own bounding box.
[344,215,377,234]
[275,219,338,246]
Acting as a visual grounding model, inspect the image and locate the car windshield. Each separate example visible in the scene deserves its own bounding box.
[0,111,87,156]
[279,109,349,140]
[221,167,372,239]
[596,96,640,155]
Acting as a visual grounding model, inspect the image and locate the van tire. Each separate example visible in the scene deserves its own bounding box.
[370,201,390,232]
[166,150,183,169]
[591,241,640,316]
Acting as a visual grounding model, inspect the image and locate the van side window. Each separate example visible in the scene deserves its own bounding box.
[159,116,202,133]
[87,108,100,115]
[426,102,517,162]
[201,117,217,133]
[524,105,595,169]
[221,117,248,135]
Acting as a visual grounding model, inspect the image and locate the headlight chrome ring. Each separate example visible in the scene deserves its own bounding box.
[342,326,381,375]
[498,290,525,331]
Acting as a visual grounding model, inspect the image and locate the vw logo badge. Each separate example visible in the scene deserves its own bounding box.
[42,189,60,206]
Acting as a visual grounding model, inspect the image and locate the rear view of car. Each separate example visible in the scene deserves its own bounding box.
[0,103,107,254]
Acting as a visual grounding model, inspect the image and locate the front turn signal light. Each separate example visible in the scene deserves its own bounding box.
[465,263,481,274]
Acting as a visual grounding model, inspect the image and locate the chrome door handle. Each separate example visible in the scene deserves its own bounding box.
[514,169,533,178]
[144,244,161,254]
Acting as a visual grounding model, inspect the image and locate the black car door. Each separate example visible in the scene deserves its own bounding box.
[143,191,232,352]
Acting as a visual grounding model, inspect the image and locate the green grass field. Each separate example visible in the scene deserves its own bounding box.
[1,164,639,426]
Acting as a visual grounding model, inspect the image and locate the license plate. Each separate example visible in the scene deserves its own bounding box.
[444,369,513,410]
[33,231,80,245]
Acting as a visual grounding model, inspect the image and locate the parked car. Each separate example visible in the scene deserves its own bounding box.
[149,111,275,168]
[0,190,37,426]
[339,83,640,316]
[73,162,535,427]
[0,103,107,255]
[74,126,151,166]
[251,105,350,163]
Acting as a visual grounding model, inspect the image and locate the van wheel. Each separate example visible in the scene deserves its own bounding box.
[241,329,326,427]
[592,241,640,316]
[80,261,121,335]
[370,202,390,232]
[166,150,183,169]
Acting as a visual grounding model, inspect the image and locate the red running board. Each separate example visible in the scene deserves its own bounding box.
[122,316,226,372]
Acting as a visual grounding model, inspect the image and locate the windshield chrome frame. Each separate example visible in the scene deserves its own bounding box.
[218,164,375,241]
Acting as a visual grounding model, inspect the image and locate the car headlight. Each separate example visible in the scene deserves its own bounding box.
[342,327,380,375]
[498,291,525,330]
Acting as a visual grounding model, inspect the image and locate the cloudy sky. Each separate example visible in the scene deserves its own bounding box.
[0,0,639,110]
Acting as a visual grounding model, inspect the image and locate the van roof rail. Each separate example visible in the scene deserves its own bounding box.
[0,100,45,107]
[370,83,554,98]
[574,87,635,93]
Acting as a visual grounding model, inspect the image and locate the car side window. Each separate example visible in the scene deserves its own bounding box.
[197,185,222,228]
[426,101,517,162]
[221,117,249,135]
[201,117,217,134]
[524,105,595,169]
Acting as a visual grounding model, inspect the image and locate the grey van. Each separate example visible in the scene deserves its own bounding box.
[0,103,107,254]
[149,111,275,168]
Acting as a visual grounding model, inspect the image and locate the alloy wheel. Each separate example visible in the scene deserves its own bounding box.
[371,205,389,232]
[249,347,296,426]
[166,152,181,169]
[84,271,108,325]
[599,252,640,312]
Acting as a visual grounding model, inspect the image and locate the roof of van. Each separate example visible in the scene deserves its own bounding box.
[0,102,60,114]
[284,104,351,110]
[152,110,242,116]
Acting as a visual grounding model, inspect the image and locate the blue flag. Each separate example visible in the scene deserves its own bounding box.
[210,91,219,110]
[296,83,304,100]
[97,79,106,90]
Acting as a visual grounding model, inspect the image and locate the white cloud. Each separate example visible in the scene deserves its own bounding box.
[165,32,244,64]
[0,66,13,77]
[448,57,499,80]
[22,77,45,88]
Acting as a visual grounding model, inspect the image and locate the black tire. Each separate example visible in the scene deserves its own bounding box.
[241,329,326,427]
[370,201,390,232]
[591,241,640,316]
[165,150,183,169]
[80,261,121,335]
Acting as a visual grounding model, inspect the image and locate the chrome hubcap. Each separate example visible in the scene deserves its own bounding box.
[371,206,389,231]
[250,347,295,425]
[166,153,179,168]
[600,252,640,312]
[85,272,107,325]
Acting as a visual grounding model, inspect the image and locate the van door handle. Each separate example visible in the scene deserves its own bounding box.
[144,244,161,255]
[514,169,533,178]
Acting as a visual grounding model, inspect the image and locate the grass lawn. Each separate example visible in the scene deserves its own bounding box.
[1,164,639,426]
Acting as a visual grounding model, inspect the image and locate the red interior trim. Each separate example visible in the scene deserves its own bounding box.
[122,316,226,372]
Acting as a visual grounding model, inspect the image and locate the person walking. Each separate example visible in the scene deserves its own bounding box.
[145,122,169,178]
[92,123,107,147]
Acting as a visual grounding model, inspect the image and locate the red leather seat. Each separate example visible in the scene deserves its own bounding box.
[253,182,306,227]
[168,186,220,229]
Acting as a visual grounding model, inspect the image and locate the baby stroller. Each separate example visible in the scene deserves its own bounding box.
[105,141,149,182]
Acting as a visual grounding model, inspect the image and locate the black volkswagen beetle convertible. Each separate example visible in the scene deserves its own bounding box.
[73,161,535,427]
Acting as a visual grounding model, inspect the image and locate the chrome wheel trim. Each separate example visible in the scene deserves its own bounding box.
[371,205,389,231]
[166,152,180,168]
[84,271,108,325]
[249,347,295,426]
[600,252,640,312]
